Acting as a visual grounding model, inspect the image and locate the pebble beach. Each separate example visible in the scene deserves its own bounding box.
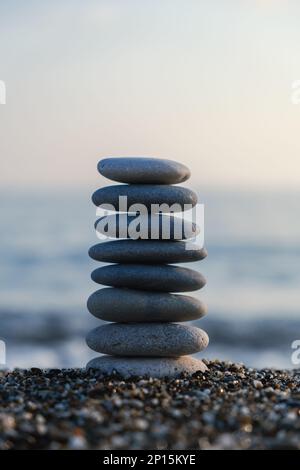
[0,361,299,450]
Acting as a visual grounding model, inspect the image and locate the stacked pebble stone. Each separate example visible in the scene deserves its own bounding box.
[86,157,209,378]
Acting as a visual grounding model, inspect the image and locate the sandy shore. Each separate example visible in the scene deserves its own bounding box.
[0,361,299,450]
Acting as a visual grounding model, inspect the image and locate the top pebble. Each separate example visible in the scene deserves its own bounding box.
[98,157,191,184]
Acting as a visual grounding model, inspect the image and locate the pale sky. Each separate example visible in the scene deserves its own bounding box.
[0,0,300,189]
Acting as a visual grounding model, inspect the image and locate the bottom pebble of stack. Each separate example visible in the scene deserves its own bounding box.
[86,355,208,378]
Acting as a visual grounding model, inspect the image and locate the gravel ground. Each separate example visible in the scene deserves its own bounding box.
[0,360,299,450]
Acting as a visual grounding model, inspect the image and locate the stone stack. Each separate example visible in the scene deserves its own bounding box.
[86,157,209,378]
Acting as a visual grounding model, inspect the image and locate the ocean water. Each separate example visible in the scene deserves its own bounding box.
[1,188,299,369]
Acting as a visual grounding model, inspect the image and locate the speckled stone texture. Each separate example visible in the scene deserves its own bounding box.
[98,157,191,184]
[86,356,208,378]
[87,157,209,377]
[87,288,207,322]
[89,240,207,264]
[86,323,209,356]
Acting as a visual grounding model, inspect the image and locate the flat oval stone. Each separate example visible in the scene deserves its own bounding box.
[86,323,209,357]
[87,356,208,378]
[95,214,199,240]
[92,184,197,212]
[98,157,191,184]
[89,240,207,264]
[87,288,207,322]
[91,264,206,292]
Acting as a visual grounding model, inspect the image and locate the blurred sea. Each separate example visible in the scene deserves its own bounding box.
[1,188,299,369]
